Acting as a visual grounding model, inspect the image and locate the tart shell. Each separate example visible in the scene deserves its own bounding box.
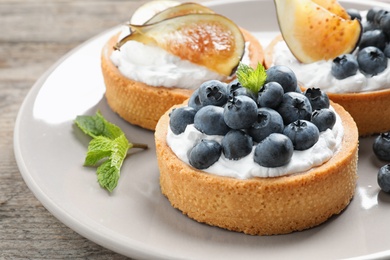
[154,101,358,235]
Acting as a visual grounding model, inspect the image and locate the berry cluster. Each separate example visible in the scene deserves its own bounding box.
[373,132,390,193]
[169,65,337,170]
[331,7,390,79]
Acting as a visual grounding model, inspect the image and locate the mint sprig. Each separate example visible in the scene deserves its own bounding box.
[236,62,267,93]
[75,111,147,192]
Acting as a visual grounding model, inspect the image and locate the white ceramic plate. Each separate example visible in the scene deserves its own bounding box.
[14,0,390,259]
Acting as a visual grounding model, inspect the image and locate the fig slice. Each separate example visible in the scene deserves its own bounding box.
[311,0,350,19]
[144,2,215,24]
[116,13,245,76]
[274,0,362,63]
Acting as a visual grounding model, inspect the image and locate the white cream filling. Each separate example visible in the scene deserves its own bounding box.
[110,38,229,89]
[166,106,344,179]
[271,41,390,93]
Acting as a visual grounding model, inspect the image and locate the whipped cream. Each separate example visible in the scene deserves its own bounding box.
[167,107,344,179]
[271,41,390,93]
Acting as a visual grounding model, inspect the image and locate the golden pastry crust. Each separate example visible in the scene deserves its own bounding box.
[265,35,390,137]
[154,101,358,235]
[101,28,264,131]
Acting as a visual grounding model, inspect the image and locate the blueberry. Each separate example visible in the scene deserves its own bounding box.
[347,8,361,21]
[265,65,298,93]
[188,139,222,169]
[277,92,312,125]
[198,80,228,106]
[357,47,388,76]
[374,9,390,25]
[362,21,378,33]
[367,7,382,23]
[257,81,284,108]
[304,88,330,110]
[380,13,390,37]
[311,108,337,132]
[283,120,320,150]
[373,132,390,161]
[248,107,284,143]
[378,164,390,193]
[169,106,197,135]
[223,95,258,130]
[359,29,387,51]
[227,79,257,101]
[188,89,203,111]
[384,43,390,58]
[331,54,359,80]
[194,105,230,135]
[221,130,253,160]
[227,79,244,96]
[254,133,294,167]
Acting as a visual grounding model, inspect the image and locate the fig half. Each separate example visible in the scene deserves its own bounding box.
[116,13,245,76]
[274,0,362,63]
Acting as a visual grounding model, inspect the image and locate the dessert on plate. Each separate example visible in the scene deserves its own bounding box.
[265,0,390,136]
[101,1,264,130]
[155,63,358,235]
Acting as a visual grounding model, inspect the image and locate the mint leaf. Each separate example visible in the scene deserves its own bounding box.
[75,112,122,139]
[75,111,147,192]
[84,136,119,166]
[94,134,129,192]
[236,62,267,93]
[97,161,119,193]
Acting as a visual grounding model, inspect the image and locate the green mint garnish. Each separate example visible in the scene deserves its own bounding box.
[236,62,267,93]
[75,111,147,192]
